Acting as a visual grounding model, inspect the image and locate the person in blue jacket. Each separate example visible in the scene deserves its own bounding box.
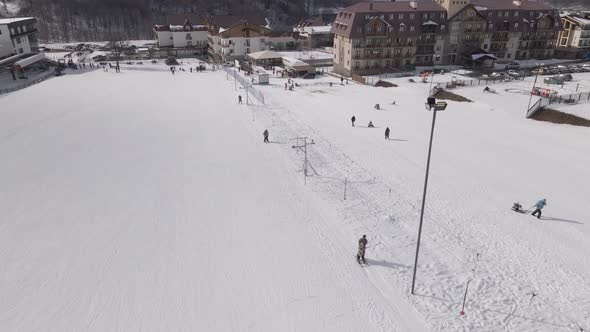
[531,199,547,219]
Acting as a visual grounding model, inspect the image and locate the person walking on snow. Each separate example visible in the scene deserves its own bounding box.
[385,127,390,139]
[351,115,356,127]
[531,198,547,219]
[263,129,269,143]
[368,121,374,128]
[238,95,243,104]
[356,235,368,264]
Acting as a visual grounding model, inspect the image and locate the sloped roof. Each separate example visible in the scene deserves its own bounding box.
[470,0,554,10]
[342,1,445,13]
[247,50,283,60]
[0,17,35,25]
[209,15,267,29]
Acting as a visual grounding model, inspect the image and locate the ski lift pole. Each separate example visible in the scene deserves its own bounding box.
[460,279,472,316]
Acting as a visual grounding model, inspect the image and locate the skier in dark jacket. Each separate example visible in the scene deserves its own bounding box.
[238,95,243,104]
[531,199,547,219]
[385,127,390,139]
[263,129,269,143]
[351,116,356,127]
[356,235,368,264]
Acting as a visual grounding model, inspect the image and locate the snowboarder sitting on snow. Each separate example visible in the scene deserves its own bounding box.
[351,116,356,127]
[512,202,523,212]
[263,129,269,143]
[483,86,491,93]
[356,235,368,264]
[374,104,380,110]
[531,199,547,219]
[368,121,375,128]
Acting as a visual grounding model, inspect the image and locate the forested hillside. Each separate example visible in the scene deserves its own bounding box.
[1,0,589,42]
[1,0,351,42]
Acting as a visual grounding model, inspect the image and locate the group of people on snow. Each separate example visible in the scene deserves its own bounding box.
[351,116,391,140]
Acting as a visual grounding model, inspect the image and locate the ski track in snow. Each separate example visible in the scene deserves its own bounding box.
[230,72,590,331]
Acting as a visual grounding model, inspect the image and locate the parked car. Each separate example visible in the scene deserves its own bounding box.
[557,73,573,81]
[490,72,502,79]
[506,70,520,78]
[505,62,520,70]
[567,65,581,73]
[480,74,490,80]
[544,76,564,85]
[556,65,569,73]
[531,68,543,75]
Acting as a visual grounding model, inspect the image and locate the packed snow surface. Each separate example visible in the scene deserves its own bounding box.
[0,64,588,331]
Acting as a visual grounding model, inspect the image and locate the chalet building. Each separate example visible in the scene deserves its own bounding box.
[0,17,39,60]
[332,1,447,76]
[207,16,271,63]
[294,16,335,49]
[153,19,208,58]
[332,0,561,77]
[555,14,590,59]
[443,0,561,65]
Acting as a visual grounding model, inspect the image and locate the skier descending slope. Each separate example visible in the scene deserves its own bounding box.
[356,235,368,265]
[531,198,547,219]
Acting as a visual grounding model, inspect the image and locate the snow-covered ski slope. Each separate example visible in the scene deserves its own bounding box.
[0,67,588,331]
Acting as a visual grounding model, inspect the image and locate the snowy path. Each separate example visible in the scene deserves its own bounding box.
[245,74,590,331]
[0,71,424,331]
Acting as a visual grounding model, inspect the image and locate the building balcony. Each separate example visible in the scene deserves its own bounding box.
[10,28,38,39]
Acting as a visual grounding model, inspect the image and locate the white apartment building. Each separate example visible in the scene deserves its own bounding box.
[153,20,208,58]
[555,14,590,59]
[0,17,39,60]
[207,17,273,63]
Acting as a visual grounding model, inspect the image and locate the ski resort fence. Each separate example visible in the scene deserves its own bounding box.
[0,71,56,96]
[223,67,265,105]
[526,90,590,118]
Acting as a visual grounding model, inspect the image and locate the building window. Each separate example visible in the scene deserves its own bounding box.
[505,11,509,17]
[441,24,446,30]
[515,11,519,17]
[367,26,372,33]
[468,11,475,17]
[377,26,382,32]
[18,48,23,53]
[389,14,394,20]
[358,27,363,33]
[399,13,404,19]
[186,33,192,40]
[410,13,415,19]
[366,15,370,20]
[441,13,446,19]
[489,23,494,29]
[410,26,415,31]
[400,25,405,32]
[423,13,428,19]
[514,23,519,29]
[16,37,21,44]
